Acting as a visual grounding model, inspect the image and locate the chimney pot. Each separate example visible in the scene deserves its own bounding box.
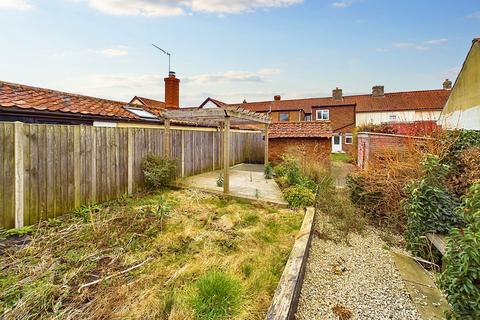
[332,87,343,100]
[274,95,281,101]
[243,99,247,103]
[372,85,385,97]
[164,71,180,108]
[443,79,452,90]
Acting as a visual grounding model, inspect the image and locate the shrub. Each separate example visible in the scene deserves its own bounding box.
[142,155,176,188]
[438,182,480,319]
[402,155,463,258]
[264,164,273,179]
[191,271,243,320]
[283,185,315,208]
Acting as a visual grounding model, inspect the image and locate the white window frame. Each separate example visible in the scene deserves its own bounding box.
[316,109,329,120]
[345,134,353,144]
[304,114,312,121]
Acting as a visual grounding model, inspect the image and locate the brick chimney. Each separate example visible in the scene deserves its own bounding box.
[443,79,452,90]
[274,95,281,101]
[372,85,385,97]
[164,71,180,108]
[332,87,343,100]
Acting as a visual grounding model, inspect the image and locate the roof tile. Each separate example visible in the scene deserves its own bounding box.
[269,121,332,139]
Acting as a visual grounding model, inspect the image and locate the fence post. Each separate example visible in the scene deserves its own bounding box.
[181,130,185,177]
[91,127,97,203]
[73,126,81,207]
[212,131,215,171]
[223,117,230,194]
[164,119,171,159]
[127,128,133,194]
[14,121,24,228]
[264,124,269,165]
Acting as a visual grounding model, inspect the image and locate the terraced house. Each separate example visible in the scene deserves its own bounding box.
[233,84,451,153]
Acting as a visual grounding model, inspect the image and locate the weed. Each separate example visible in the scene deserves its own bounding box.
[264,164,273,179]
[142,154,177,189]
[0,226,33,239]
[217,173,224,187]
[241,212,259,227]
[191,271,243,320]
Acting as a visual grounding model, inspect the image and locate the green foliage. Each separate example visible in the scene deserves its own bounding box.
[283,185,315,209]
[264,164,273,179]
[142,154,177,189]
[441,130,480,166]
[191,271,243,320]
[438,182,480,319]
[0,226,33,239]
[216,173,224,187]
[402,155,463,257]
[156,195,172,231]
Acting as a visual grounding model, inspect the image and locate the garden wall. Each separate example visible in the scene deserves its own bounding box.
[0,122,264,229]
[357,132,430,169]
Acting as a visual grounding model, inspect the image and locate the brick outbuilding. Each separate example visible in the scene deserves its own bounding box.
[268,121,332,165]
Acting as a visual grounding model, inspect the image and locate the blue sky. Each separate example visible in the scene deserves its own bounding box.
[0,0,479,106]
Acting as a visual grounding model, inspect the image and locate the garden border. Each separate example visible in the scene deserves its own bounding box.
[265,206,316,320]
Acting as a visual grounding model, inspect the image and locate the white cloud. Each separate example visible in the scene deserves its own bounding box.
[53,46,129,58]
[184,68,281,84]
[393,38,448,51]
[72,0,303,16]
[90,46,129,57]
[331,1,350,8]
[0,0,32,10]
[467,11,480,19]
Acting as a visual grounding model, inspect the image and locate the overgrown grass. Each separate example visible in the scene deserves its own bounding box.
[0,190,302,319]
[330,153,353,163]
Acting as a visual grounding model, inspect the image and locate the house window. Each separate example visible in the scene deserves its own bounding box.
[304,114,312,121]
[316,110,329,120]
[389,114,397,122]
[279,113,289,121]
[345,134,353,144]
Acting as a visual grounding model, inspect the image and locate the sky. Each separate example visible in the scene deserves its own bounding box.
[0,0,479,107]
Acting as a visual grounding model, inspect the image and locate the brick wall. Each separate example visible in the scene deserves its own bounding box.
[312,105,355,133]
[269,137,331,165]
[357,132,430,169]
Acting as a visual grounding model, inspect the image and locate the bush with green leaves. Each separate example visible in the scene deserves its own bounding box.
[216,173,224,187]
[438,182,480,319]
[264,163,273,179]
[142,155,177,188]
[191,271,243,320]
[283,185,315,208]
[401,155,463,257]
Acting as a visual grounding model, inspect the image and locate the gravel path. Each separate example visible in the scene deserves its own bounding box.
[296,213,421,320]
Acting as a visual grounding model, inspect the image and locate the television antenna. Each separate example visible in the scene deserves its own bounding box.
[152,44,172,73]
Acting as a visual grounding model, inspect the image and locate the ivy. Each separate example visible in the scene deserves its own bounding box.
[402,155,463,257]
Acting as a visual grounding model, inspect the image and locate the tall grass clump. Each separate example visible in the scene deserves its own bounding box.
[191,271,243,320]
[142,154,177,188]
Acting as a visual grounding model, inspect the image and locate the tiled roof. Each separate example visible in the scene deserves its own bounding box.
[236,89,450,114]
[0,80,145,120]
[134,96,167,110]
[269,121,332,139]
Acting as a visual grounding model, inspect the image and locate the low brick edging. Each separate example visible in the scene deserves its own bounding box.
[265,206,316,320]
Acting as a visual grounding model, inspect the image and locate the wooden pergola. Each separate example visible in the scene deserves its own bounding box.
[161,100,271,194]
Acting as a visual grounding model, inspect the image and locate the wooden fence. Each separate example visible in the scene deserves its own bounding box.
[0,122,264,229]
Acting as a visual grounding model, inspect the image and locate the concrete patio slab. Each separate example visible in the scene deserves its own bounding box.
[175,163,287,205]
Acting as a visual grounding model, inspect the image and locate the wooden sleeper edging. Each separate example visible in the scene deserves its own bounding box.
[266,206,316,320]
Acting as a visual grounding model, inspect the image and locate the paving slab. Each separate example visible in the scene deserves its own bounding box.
[391,251,450,320]
[176,163,287,205]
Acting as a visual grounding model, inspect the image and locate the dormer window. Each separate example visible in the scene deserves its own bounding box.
[316,110,329,120]
[279,112,289,121]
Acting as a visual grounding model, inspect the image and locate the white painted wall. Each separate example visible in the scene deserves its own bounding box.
[356,110,441,126]
[439,106,480,130]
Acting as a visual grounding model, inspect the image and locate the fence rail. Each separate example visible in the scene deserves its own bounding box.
[0,122,264,229]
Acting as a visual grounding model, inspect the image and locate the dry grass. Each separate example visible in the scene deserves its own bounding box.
[0,190,302,319]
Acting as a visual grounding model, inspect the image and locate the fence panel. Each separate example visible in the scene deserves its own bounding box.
[0,123,264,229]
